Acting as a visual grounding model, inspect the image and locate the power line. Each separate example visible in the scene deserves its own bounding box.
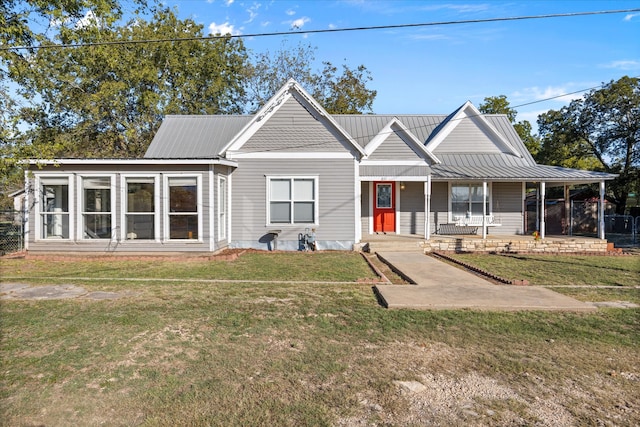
[511,75,640,109]
[2,8,639,52]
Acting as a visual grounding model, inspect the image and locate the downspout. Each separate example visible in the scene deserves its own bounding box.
[540,181,546,239]
[599,180,606,240]
[482,181,487,239]
[425,175,432,240]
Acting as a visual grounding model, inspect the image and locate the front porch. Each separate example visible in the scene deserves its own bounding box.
[356,233,611,254]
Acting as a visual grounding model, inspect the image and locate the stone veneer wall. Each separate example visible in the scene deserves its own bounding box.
[421,237,609,254]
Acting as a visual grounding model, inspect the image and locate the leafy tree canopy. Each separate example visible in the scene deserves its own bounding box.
[246,41,376,114]
[537,76,639,213]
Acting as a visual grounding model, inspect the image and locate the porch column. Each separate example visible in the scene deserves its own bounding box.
[540,181,546,239]
[564,184,571,235]
[424,175,432,240]
[482,180,487,239]
[599,180,606,240]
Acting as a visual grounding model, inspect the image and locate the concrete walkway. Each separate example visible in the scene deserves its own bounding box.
[374,252,597,311]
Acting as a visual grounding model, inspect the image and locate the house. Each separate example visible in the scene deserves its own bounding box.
[22,80,617,254]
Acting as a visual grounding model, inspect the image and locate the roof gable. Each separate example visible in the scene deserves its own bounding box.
[425,101,522,157]
[220,79,365,158]
[364,117,440,164]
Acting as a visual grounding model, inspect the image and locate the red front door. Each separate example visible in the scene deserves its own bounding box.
[373,182,395,232]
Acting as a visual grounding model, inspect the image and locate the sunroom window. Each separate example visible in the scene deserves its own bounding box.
[168,177,198,240]
[82,177,112,239]
[269,178,317,224]
[451,184,490,219]
[126,178,155,239]
[40,177,70,239]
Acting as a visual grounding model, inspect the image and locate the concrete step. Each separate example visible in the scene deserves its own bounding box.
[357,240,426,253]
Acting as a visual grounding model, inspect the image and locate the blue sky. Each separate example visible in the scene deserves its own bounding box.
[164,0,640,129]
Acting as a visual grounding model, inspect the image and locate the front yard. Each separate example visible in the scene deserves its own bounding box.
[1,251,638,426]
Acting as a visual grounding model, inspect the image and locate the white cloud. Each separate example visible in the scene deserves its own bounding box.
[290,17,310,29]
[624,13,639,21]
[208,21,241,35]
[420,3,490,13]
[517,109,549,125]
[226,0,235,6]
[245,2,260,23]
[51,10,100,29]
[514,85,585,105]
[285,9,296,16]
[602,60,640,71]
[75,10,100,29]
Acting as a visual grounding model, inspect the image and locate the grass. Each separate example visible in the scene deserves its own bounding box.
[445,253,640,286]
[1,251,639,426]
[0,251,378,284]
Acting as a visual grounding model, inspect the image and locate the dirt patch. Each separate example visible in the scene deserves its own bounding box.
[0,283,132,300]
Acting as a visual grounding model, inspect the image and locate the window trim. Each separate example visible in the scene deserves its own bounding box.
[266,176,319,226]
[121,174,161,242]
[218,175,228,241]
[448,182,492,222]
[35,174,74,241]
[77,174,117,240]
[163,174,202,242]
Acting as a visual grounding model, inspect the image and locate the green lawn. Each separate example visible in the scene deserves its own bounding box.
[445,253,640,286]
[1,252,639,426]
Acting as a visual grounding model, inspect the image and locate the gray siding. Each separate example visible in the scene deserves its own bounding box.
[231,158,356,250]
[433,116,502,154]
[491,182,524,235]
[430,182,449,234]
[26,164,216,253]
[360,182,370,237]
[368,132,423,160]
[399,182,425,235]
[240,98,347,153]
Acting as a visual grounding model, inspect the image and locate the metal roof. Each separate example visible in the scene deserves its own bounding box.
[145,115,251,159]
[143,110,616,183]
[431,164,617,182]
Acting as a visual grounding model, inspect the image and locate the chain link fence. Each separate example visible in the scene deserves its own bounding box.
[0,210,25,255]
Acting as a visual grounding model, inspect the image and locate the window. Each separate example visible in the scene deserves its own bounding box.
[268,177,317,224]
[126,177,156,239]
[451,183,490,218]
[168,177,198,240]
[40,177,70,239]
[82,177,112,239]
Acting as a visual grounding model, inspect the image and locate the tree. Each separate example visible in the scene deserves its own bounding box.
[8,7,249,158]
[537,76,640,214]
[312,63,376,114]
[478,95,540,156]
[245,41,376,114]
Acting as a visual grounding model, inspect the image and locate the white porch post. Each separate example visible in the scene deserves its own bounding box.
[425,175,432,240]
[599,180,606,240]
[564,184,570,235]
[482,181,487,239]
[540,181,546,239]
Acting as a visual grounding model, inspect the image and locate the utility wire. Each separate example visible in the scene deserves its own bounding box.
[2,8,639,51]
